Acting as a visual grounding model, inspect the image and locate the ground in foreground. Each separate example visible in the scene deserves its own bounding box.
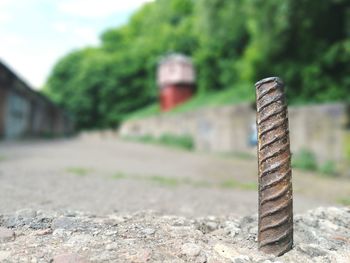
[1,138,347,217]
[0,207,349,262]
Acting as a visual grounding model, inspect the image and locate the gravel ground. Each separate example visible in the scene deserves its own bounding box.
[0,137,346,217]
[0,207,349,262]
[0,137,350,262]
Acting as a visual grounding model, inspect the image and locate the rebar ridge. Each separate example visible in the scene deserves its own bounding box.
[255,77,293,256]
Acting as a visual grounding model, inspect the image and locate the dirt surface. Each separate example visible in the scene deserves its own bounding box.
[0,136,348,217]
[0,207,349,262]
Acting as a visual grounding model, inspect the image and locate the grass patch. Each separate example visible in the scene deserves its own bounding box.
[319,160,337,176]
[109,172,256,191]
[171,87,252,114]
[126,134,155,144]
[158,134,194,150]
[148,175,180,187]
[189,180,212,188]
[125,133,194,151]
[0,155,7,161]
[112,172,128,179]
[124,104,160,121]
[337,197,350,206]
[292,149,338,176]
[124,86,253,121]
[66,167,92,176]
[292,149,318,171]
[111,173,185,187]
[220,179,257,190]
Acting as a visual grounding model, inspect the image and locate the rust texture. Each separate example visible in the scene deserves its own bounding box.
[255,77,293,256]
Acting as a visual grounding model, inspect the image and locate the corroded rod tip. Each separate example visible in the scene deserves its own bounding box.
[255,77,284,88]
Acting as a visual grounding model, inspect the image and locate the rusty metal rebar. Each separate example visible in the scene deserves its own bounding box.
[255,77,293,256]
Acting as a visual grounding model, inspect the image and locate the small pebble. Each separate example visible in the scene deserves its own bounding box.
[52,253,87,263]
[0,227,15,243]
[182,243,201,257]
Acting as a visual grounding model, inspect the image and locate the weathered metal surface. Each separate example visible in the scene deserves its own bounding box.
[255,77,293,256]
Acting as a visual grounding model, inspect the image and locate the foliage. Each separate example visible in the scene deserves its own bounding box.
[45,0,350,129]
[319,160,337,177]
[124,85,253,120]
[125,104,160,121]
[158,134,194,150]
[292,149,339,176]
[292,149,318,171]
[345,133,350,162]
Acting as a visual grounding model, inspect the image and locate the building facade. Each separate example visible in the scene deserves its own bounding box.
[0,61,73,139]
[157,54,196,111]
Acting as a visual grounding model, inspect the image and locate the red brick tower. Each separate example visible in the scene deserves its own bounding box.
[157,54,196,111]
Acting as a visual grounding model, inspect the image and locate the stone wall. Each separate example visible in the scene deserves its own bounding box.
[120,103,350,171]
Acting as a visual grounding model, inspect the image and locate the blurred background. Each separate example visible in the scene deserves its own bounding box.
[0,0,349,216]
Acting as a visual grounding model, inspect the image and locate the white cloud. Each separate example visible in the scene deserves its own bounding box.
[0,13,11,24]
[2,34,23,46]
[0,0,12,24]
[52,21,98,44]
[72,27,98,44]
[0,0,11,7]
[53,22,69,33]
[0,33,59,89]
[0,0,150,88]
[58,0,153,18]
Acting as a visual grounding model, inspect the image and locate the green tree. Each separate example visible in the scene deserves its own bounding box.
[45,0,350,130]
[194,0,249,93]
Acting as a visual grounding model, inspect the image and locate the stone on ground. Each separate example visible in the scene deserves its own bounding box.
[0,207,348,262]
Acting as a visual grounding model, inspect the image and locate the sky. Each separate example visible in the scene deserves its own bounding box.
[0,0,153,90]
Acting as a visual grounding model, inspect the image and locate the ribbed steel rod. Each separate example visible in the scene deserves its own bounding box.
[255,77,293,256]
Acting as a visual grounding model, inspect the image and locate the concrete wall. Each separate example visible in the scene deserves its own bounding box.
[120,103,350,172]
[0,88,7,138]
[4,90,31,139]
[0,61,74,139]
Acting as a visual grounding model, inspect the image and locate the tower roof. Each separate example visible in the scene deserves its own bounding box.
[158,53,193,66]
[157,53,195,86]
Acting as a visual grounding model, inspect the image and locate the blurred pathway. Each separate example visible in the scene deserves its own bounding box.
[0,137,347,216]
